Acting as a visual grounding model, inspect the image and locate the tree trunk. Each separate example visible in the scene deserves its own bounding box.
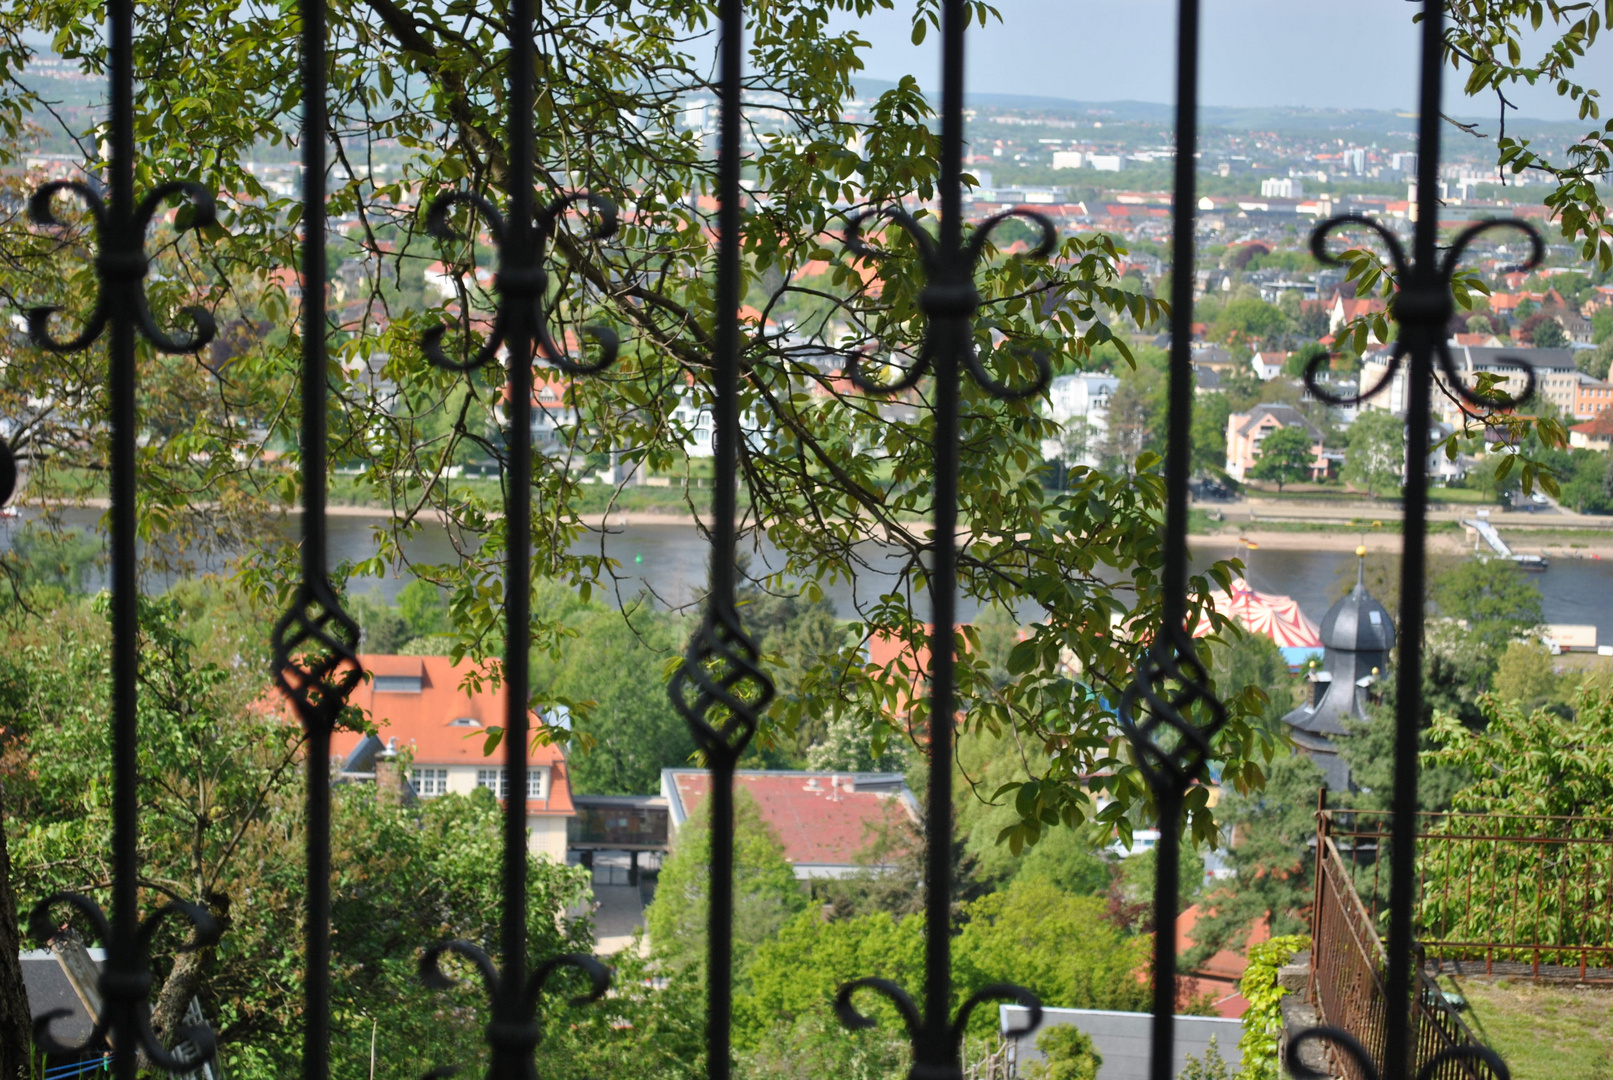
[0,810,35,1080]
[150,935,211,1052]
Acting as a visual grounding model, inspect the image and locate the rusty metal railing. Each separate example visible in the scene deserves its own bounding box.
[1323,808,1613,983]
[1309,808,1532,1080]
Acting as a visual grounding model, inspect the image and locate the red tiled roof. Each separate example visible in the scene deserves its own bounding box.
[330,654,573,814]
[669,770,916,868]
[1176,904,1271,1019]
[1571,415,1613,438]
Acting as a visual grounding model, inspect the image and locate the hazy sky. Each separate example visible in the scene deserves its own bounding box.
[827,0,1613,122]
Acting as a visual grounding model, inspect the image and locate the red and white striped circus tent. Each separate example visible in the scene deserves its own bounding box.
[1193,578,1322,648]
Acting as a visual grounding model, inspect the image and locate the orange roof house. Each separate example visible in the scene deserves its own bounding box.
[662,769,918,878]
[330,654,575,860]
[1569,411,1613,452]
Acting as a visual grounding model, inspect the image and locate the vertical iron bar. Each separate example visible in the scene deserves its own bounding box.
[1385,4,1445,1075]
[106,0,140,1075]
[500,0,537,1067]
[1147,2,1201,1076]
[921,0,968,1065]
[706,0,743,1077]
[300,0,332,1076]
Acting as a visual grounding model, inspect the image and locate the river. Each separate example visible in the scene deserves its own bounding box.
[11,509,1613,639]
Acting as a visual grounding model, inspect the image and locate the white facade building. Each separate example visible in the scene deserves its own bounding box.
[1259,177,1304,199]
[1041,374,1119,467]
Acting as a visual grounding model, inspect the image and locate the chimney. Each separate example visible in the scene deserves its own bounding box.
[374,743,404,805]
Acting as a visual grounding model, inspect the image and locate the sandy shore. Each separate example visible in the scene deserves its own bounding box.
[1197,527,1613,560]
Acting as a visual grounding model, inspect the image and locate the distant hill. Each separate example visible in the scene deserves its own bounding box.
[851,77,1587,140]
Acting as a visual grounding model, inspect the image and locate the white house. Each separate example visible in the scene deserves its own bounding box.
[1041,373,1119,467]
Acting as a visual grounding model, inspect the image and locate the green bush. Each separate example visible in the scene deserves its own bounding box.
[1025,1024,1103,1080]
[1235,934,1310,1080]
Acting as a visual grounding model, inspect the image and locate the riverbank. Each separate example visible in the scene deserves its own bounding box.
[1196,525,1613,559]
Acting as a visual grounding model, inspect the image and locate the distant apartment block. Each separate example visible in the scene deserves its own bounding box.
[1575,377,1613,421]
[1041,373,1119,467]
[1225,404,1326,481]
[1357,345,1580,424]
[1087,154,1125,172]
[1051,150,1084,170]
[1259,177,1304,199]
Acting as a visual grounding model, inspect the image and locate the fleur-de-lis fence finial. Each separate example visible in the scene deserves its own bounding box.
[815,3,1056,1077]
[408,0,617,1071]
[19,0,225,1074]
[1282,5,1533,1080]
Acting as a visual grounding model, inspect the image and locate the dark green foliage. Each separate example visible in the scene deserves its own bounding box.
[1284,343,1329,378]
[546,602,695,795]
[349,590,414,653]
[955,730,1112,899]
[1341,410,1404,499]
[1247,425,1315,492]
[1429,557,1543,655]
[1191,391,1234,477]
[645,787,806,976]
[1182,753,1324,968]
[2,591,594,1080]
[1550,448,1613,513]
[1025,1025,1103,1080]
[1210,630,1297,725]
[1110,843,1206,933]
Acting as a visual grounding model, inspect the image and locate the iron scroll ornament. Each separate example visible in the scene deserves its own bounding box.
[839,206,1059,400]
[1286,1026,1512,1080]
[1297,215,1546,414]
[410,184,622,1076]
[417,943,610,1074]
[21,174,224,1071]
[835,978,1044,1076]
[826,204,1059,1068]
[25,179,219,355]
[28,892,223,1069]
[1277,213,1545,1080]
[418,190,621,377]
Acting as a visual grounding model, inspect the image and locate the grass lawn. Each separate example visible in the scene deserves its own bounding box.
[1439,976,1613,1080]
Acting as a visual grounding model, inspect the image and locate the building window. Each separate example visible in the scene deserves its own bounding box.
[475,767,548,800]
[412,768,447,797]
[373,675,423,693]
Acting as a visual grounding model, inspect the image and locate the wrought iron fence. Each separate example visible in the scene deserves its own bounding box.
[9,1,1550,1080]
[1310,812,1500,1080]
[1326,808,1613,983]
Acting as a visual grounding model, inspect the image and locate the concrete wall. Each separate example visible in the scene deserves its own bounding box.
[1000,1006,1243,1080]
[526,813,569,861]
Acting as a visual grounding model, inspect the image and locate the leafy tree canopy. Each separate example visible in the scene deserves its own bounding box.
[1340,410,1404,500]
[1428,557,1543,656]
[0,0,1263,851]
[645,786,806,976]
[1246,424,1315,493]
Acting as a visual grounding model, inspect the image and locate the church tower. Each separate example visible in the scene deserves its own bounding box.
[1282,546,1395,790]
